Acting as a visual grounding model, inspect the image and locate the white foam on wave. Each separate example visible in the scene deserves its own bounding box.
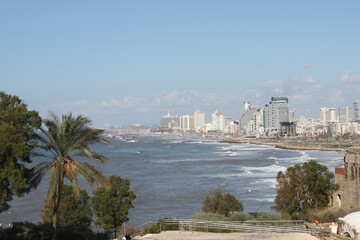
[268,156,277,160]
[276,151,311,163]
[216,151,240,157]
[249,198,275,203]
[210,172,254,179]
[241,164,287,174]
[256,178,277,188]
[164,140,184,144]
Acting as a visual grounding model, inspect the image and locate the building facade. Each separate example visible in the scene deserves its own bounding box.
[263,96,290,134]
[160,112,180,130]
[180,115,194,131]
[339,106,352,123]
[239,102,263,135]
[353,100,360,122]
[320,107,337,123]
[332,148,360,209]
[194,110,206,132]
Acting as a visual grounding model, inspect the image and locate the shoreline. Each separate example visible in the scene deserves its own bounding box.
[104,130,353,152]
[220,139,345,152]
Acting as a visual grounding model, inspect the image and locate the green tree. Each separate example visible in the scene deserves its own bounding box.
[91,175,136,238]
[273,160,339,218]
[41,185,92,226]
[0,92,41,213]
[31,113,110,240]
[202,191,243,217]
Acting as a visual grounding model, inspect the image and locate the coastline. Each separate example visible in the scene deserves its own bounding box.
[104,129,354,152]
[220,139,346,152]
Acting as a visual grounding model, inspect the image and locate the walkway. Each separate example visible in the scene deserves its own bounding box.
[134,231,320,240]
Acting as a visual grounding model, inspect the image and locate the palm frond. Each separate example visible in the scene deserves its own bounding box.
[74,162,110,190]
[28,162,53,189]
[73,147,111,164]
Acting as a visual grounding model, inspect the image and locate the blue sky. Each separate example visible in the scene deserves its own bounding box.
[1,1,360,127]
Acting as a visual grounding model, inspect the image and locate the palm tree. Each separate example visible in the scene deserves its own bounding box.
[31,113,111,239]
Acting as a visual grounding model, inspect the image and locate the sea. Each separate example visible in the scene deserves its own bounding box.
[0,134,344,227]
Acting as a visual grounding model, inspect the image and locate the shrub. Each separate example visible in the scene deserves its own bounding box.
[3,222,111,240]
[142,218,179,234]
[252,212,291,221]
[229,212,252,221]
[202,192,243,217]
[302,208,356,223]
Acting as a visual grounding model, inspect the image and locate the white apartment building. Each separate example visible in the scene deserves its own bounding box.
[179,115,194,131]
[210,109,226,132]
[320,107,337,123]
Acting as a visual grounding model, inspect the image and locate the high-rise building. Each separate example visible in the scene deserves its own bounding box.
[320,107,337,123]
[211,108,226,132]
[194,110,205,132]
[239,102,262,135]
[339,106,352,123]
[263,96,289,133]
[353,100,360,122]
[320,108,327,123]
[180,115,194,131]
[160,111,180,130]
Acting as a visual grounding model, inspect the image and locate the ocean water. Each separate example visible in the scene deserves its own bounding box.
[0,134,344,227]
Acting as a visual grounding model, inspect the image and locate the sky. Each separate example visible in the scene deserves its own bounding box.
[1,1,360,127]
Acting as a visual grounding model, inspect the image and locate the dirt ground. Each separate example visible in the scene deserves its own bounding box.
[133,231,320,240]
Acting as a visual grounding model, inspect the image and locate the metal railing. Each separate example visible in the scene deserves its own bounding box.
[160,219,330,237]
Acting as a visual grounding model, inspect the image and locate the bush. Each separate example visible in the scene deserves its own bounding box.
[229,212,252,221]
[202,192,243,217]
[3,222,111,240]
[252,212,291,221]
[302,208,356,223]
[142,218,179,234]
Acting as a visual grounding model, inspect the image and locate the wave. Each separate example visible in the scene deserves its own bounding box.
[216,151,240,157]
[255,178,277,188]
[156,158,216,163]
[275,152,311,163]
[164,140,184,144]
[241,164,287,174]
[249,198,275,203]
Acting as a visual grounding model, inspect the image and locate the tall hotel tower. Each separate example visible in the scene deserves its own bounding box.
[264,96,289,132]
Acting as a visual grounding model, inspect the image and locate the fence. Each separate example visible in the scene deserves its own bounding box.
[160,219,330,237]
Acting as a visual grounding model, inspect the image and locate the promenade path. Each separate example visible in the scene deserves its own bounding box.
[134,231,320,240]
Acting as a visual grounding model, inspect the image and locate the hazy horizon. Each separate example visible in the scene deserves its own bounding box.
[2,1,360,127]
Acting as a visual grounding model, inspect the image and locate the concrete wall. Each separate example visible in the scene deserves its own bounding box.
[332,148,360,209]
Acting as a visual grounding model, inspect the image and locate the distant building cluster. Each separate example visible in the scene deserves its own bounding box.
[158,96,360,138]
[160,109,239,135]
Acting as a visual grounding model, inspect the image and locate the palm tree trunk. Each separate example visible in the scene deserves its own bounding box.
[52,213,57,240]
[52,177,64,240]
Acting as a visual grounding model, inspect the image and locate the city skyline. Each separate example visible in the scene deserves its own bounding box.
[1,1,360,127]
